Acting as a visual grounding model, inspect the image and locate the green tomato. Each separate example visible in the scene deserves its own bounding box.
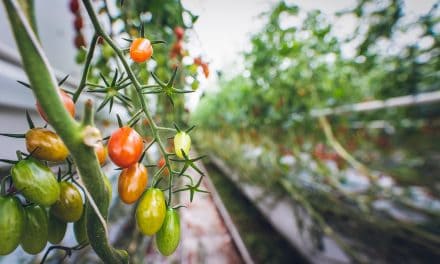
[11,158,60,206]
[156,208,180,256]
[136,188,166,236]
[48,210,67,244]
[74,209,88,244]
[0,196,24,255]
[51,182,83,222]
[21,204,48,254]
[174,131,191,159]
[75,48,87,64]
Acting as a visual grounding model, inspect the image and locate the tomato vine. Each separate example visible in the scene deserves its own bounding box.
[1,0,207,263]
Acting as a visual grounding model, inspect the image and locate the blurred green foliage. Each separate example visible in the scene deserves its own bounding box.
[193,0,439,131]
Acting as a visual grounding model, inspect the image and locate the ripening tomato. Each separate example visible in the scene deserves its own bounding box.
[11,158,60,206]
[136,188,166,235]
[74,15,83,30]
[74,34,86,49]
[201,62,210,78]
[25,128,69,162]
[118,163,148,204]
[0,196,24,255]
[156,208,180,256]
[194,57,202,66]
[108,126,144,168]
[51,182,83,222]
[94,142,107,166]
[171,41,184,57]
[21,204,48,254]
[36,89,75,123]
[48,210,67,244]
[157,157,169,176]
[174,26,184,39]
[69,0,79,13]
[174,131,191,159]
[130,38,153,63]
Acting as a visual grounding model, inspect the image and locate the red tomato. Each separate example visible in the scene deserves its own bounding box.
[37,89,75,123]
[171,41,184,57]
[69,0,79,14]
[174,26,185,39]
[108,126,144,168]
[313,143,326,160]
[157,157,169,176]
[130,38,153,63]
[74,15,83,31]
[194,57,202,66]
[118,163,148,204]
[74,34,86,49]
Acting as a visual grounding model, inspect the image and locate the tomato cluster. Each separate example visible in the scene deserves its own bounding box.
[170,26,185,59]
[0,99,113,255]
[69,0,86,49]
[0,156,87,255]
[313,143,344,168]
[104,126,191,255]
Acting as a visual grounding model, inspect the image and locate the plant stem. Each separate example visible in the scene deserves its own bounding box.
[73,33,99,102]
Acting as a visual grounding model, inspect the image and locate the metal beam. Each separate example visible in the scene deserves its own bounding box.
[311,90,440,117]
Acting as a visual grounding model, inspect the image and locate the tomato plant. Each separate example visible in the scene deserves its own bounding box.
[2,0,207,262]
[118,163,148,204]
[129,38,153,63]
[108,126,144,168]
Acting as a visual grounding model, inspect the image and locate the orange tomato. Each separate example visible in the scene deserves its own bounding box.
[94,143,107,166]
[201,63,209,78]
[118,163,148,204]
[157,157,169,176]
[129,38,153,63]
[174,26,184,39]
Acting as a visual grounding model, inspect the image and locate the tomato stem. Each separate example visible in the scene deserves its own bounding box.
[0,176,10,196]
[73,33,99,103]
